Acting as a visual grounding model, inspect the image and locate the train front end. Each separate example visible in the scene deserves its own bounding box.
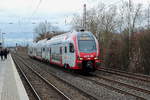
[75,31,101,73]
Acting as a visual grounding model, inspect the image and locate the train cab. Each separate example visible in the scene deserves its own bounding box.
[74,31,101,72]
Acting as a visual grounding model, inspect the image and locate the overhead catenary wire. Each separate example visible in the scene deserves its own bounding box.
[31,0,43,17]
[105,0,123,8]
[94,0,123,9]
[26,0,43,42]
[26,0,43,26]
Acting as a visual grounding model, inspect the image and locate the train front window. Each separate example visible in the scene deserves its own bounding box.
[78,33,96,53]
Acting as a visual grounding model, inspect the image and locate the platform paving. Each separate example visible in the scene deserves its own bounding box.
[0,54,29,100]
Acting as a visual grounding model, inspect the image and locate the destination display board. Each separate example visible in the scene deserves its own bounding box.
[79,36,91,40]
[78,34,93,40]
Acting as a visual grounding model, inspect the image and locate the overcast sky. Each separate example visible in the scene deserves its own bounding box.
[0,0,149,46]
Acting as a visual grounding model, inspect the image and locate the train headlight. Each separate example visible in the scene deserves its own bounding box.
[78,57,83,60]
[94,57,99,60]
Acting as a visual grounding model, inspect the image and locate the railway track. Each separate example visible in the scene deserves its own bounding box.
[101,67,150,79]
[12,55,71,100]
[80,75,146,100]
[22,56,146,99]
[13,57,41,100]
[13,54,97,100]
[98,68,150,83]
[13,53,149,100]
[95,74,150,94]
[94,75,150,99]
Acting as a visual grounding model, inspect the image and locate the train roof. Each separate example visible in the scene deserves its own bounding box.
[30,30,94,47]
[46,30,93,43]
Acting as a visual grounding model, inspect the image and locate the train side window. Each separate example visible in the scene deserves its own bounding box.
[50,48,51,54]
[69,43,74,53]
[60,47,62,54]
[65,47,67,53]
[43,48,45,51]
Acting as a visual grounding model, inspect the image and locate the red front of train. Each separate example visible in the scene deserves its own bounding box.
[72,31,101,72]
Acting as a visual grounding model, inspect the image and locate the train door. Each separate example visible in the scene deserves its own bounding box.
[45,47,49,60]
[42,48,45,59]
[37,47,42,58]
[34,48,36,57]
[49,48,51,61]
[67,43,75,67]
[43,47,49,60]
[62,44,67,65]
[60,47,62,64]
[31,47,34,56]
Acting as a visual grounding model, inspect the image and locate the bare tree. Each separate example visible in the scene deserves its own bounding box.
[34,21,59,41]
[118,1,143,34]
[145,4,150,29]
[34,21,52,34]
[71,14,83,30]
[71,1,150,74]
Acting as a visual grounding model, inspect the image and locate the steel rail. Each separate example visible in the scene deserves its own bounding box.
[101,67,150,80]
[98,69,150,83]
[95,75,150,94]
[80,76,146,100]
[14,55,71,100]
[12,56,41,100]
[16,54,98,100]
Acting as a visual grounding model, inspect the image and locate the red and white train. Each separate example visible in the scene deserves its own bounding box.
[28,30,101,73]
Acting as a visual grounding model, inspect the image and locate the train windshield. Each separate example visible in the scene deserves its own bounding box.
[78,33,96,53]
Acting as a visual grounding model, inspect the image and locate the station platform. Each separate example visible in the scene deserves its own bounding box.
[0,54,29,100]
